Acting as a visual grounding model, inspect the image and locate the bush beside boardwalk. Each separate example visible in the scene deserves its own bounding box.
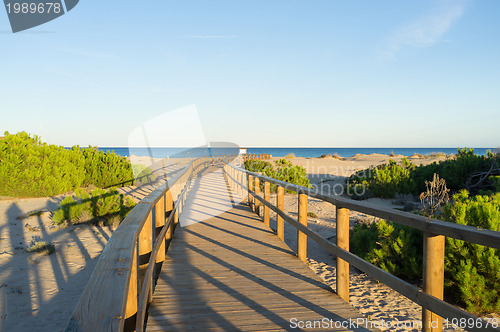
[0,131,134,198]
[348,148,500,315]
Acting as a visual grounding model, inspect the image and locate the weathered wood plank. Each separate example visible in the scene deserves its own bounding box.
[336,207,349,303]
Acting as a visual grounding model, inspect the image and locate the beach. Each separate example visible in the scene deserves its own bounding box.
[0,153,448,331]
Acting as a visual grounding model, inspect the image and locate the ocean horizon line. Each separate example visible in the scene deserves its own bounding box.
[90,147,496,159]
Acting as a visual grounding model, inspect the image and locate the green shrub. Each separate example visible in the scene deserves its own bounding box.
[52,195,89,224]
[490,176,500,192]
[264,159,311,193]
[0,132,135,197]
[442,190,500,314]
[244,159,311,193]
[351,220,423,282]
[26,241,56,255]
[0,132,86,197]
[244,160,273,173]
[52,188,135,225]
[411,148,492,194]
[81,146,135,188]
[346,148,496,199]
[346,158,415,199]
[132,164,154,185]
[350,190,500,315]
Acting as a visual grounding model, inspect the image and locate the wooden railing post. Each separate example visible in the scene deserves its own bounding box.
[248,174,253,208]
[138,209,153,297]
[154,194,165,279]
[174,210,179,228]
[298,192,308,263]
[236,170,241,197]
[336,206,349,302]
[232,168,236,193]
[165,190,174,250]
[124,245,137,332]
[423,233,445,332]
[230,167,234,191]
[277,186,285,241]
[254,177,261,216]
[264,181,270,227]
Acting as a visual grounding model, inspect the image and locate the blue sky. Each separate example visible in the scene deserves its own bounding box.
[1,0,499,147]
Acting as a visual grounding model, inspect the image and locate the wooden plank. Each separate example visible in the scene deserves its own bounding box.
[248,174,253,211]
[336,207,349,302]
[138,210,153,297]
[254,177,260,215]
[277,186,284,241]
[423,233,445,332]
[297,193,307,263]
[155,195,166,264]
[125,245,138,332]
[264,181,270,227]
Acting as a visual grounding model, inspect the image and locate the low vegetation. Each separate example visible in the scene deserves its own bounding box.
[351,190,500,315]
[351,219,423,282]
[443,191,500,314]
[346,148,499,199]
[132,164,154,185]
[26,241,56,255]
[244,159,311,193]
[52,188,135,226]
[0,131,135,197]
[349,148,500,315]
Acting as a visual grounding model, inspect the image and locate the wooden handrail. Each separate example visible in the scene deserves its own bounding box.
[65,155,234,332]
[223,160,500,332]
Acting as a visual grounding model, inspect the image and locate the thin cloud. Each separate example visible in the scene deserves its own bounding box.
[381,0,467,57]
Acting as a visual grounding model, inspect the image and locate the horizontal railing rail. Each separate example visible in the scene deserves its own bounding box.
[65,155,234,332]
[223,159,500,332]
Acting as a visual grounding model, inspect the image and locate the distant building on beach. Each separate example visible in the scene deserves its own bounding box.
[239,147,247,155]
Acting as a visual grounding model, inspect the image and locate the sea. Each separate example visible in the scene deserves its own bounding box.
[96,147,496,159]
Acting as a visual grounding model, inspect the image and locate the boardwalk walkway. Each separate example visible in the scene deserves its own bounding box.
[146,167,374,331]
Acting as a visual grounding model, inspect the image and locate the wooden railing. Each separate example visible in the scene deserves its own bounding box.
[242,153,271,161]
[223,160,500,332]
[65,155,231,332]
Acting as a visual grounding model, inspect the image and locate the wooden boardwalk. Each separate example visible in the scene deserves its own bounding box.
[146,168,374,331]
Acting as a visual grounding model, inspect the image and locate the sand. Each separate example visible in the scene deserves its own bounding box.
[0,153,449,331]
